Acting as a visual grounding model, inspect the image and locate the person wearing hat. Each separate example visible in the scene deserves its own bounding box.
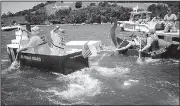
[50,26,67,56]
[17,26,51,55]
[163,7,177,32]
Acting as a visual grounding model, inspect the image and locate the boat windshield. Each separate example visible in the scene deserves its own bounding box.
[130,12,151,21]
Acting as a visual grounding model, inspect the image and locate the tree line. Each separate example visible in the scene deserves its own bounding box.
[1,1,179,25]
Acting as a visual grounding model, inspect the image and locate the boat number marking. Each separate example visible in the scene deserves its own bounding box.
[21,55,41,61]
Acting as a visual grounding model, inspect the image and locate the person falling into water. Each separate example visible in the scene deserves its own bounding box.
[110,17,163,54]
[17,26,51,55]
[110,17,122,48]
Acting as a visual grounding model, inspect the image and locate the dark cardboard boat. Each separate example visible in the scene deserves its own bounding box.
[7,45,89,75]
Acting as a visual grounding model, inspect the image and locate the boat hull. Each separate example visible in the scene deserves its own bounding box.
[7,46,89,75]
[1,26,18,31]
[117,37,180,59]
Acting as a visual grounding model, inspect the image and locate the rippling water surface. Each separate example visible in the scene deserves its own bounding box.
[1,24,179,105]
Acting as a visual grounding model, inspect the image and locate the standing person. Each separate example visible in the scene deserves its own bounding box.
[50,26,67,56]
[163,7,177,32]
[17,26,51,55]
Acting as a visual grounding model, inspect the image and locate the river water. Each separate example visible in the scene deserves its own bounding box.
[1,25,179,105]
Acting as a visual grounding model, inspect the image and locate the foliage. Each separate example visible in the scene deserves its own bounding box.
[7,11,14,17]
[25,8,48,25]
[4,1,179,25]
[147,2,179,19]
[147,3,168,19]
[62,5,132,24]
[45,1,56,5]
[90,3,96,7]
[75,1,82,8]
[98,1,110,7]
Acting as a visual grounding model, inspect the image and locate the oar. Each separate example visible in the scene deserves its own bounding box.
[9,32,22,70]
[136,38,143,64]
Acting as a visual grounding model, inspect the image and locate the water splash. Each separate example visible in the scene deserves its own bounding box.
[47,69,101,101]
[90,53,106,66]
[156,80,179,88]
[1,59,10,62]
[136,57,144,65]
[92,66,130,77]
[121,79,140,89]
[144,58,160,64]
[100,45,116,52]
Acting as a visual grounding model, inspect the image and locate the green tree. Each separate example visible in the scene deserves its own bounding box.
[98,1,110,7]
[75,1,82,8]
[7,11,14,17]
[90,3,96,7]
[1,13,7,18]
[147,3,168,19]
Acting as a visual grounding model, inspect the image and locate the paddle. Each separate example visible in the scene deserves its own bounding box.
[136,37,143,64]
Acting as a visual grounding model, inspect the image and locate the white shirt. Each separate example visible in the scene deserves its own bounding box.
[164,14,177,26]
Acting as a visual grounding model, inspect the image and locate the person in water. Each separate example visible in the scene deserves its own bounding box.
[17,26,51,55]
[163,7,177,32]
[50,26,67,56]
[116,29,159,53]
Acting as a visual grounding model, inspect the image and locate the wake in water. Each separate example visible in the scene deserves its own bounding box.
[144,58,160,64]
[92,66,130,77]
[36,69,101,105]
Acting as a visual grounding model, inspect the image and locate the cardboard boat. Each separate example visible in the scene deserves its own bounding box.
[116,37,180,59]
[7,38,102,75]
[7,44,88,75]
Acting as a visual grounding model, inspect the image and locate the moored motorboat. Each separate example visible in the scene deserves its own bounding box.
[1,25,19,31]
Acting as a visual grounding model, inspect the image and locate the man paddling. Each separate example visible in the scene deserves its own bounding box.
[17,26,51,55]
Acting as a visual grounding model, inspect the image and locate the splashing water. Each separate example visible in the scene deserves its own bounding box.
[93,66,130,77]
[144,58,160,64]
[101,45,116,52]
[49,69,101,100]
[9,61,20,71]
[136,57,144,65]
